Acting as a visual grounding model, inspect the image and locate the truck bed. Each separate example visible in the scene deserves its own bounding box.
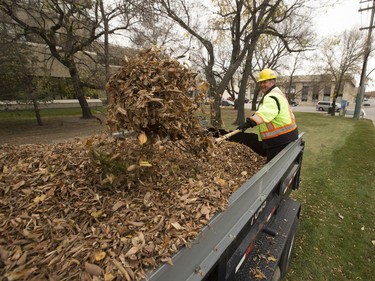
[147,134,304,281]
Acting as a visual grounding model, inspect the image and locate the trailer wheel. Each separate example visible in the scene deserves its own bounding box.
[271,266,281,281]
[279,218,298,278]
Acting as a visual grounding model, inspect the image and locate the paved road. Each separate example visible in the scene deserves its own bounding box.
[290,105,375,126]
[244,103,375,125]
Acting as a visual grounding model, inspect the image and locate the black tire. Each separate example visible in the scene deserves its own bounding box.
[271,266,281,281]
[279,218,298,278]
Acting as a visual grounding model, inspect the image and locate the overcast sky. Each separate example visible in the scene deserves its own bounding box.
[313,1,364,36]
[313,0,375,90]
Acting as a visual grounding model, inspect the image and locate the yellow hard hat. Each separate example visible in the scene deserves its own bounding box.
[257,68,277,82]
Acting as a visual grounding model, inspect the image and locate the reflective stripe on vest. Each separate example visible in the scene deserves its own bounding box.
[260,122,297,139]
[251,114,264,124]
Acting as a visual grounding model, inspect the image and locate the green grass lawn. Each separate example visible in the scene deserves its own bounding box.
[0,107,106,120]
[212,109,375,280]
[285,113,375,281]
[1,107,374,280]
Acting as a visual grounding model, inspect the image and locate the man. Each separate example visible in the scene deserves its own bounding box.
[237,68,298,162]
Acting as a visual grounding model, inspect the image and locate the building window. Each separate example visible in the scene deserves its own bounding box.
[302,86,308,101]
[312,85,319,101]
[336,92,343,103]
[287,85,296,100]
[324,86,331,101]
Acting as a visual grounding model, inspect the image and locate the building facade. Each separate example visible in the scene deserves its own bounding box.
[246,74,357,106]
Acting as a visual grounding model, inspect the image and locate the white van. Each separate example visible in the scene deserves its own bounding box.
[316,101,341,112]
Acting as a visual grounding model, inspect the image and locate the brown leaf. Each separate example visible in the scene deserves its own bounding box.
[200,206,210,215]
[139,160,152,167]
[13,180,25,190]
[85,262,102,276]
[0,246,9,261]
[112,201,127,211]
[171,222,184,230]
[104,273,116,281]
[125,246,140,257]
[113,259,131,281]
[16,251,28,265]
[91,210,104,218]
[127,164,137,172]
[127,221,144,227]
[138,132,148,145]
[160,257,173,266]
[267,256,277,262]
[33,194,47,204]
[94,250,106,261]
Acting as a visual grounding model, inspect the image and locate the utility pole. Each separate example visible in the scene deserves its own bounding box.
[354,0,375,119]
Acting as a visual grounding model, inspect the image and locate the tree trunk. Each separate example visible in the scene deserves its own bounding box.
[331,76,343,116]
[204,63,222,128]
[235,49,255,125]
[251,84,261,111]
[99,0,110,102]
[211,94,222,128]
[68,60,94,119]
[26,77,43,126]
[32,98,43,126]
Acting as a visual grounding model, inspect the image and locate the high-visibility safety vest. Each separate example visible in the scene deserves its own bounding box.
[250,87,297,143]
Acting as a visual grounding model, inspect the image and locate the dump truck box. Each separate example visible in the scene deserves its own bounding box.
[147,133,304,281]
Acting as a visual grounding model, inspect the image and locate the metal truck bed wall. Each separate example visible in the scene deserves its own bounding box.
[147,134,304,281]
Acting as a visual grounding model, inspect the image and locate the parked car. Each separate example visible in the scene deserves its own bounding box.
[290,100,299,107]
[221,100,235,106]
[316,101,341,112]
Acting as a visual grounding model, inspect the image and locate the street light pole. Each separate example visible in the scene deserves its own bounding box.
[354,0,375,119]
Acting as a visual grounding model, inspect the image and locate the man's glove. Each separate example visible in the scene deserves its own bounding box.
[237,117,257,131]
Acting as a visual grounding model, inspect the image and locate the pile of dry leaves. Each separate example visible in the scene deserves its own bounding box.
[106,48,205,141]
[0,136,265,280]
[0,48,266,280]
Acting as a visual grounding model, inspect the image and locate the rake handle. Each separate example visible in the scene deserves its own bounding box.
[215,129,242,144]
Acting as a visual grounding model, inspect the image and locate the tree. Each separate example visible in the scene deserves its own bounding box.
[0,22,49,125]
[0,0,134,118]
[318,27,365,115]
[282,51,306,103]
[155,0,313,127]
[234,5,314,125]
